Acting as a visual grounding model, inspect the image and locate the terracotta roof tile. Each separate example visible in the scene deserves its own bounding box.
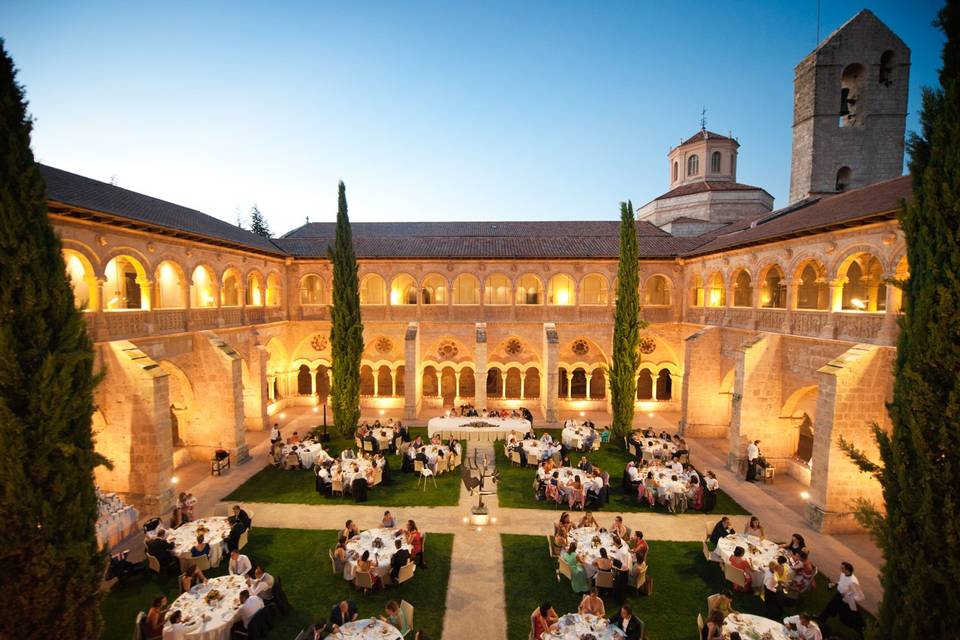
[654,180,770,201]
[679,130,737,146]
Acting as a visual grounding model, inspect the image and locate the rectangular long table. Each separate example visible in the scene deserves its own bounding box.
[426,417,531,441]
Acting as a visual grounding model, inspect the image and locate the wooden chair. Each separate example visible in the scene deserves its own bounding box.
[546,535,560,558]
[630,563,648,595]
[284,453,301,469]
[182,554,211,573]
[331,479,344,496]
[414,460,424,474]
[362,440,375,453]
[372,467,383,486]
[509,450,522,466]
[723,562,748,589]
[399,600,415,637]
[145,552,161,575]
[397,560,416,584]
[702,539,714,562]
[697,612,705,639]
[328,549,338,575]
[763,466,776,484]
[353,571,374,595]
[557,557,572,582]
[594,570,614,591]
[238,529,249,551]
[135,611,162,640]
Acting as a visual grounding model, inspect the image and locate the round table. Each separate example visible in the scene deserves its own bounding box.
[370,428,397,450]
[567,527,632,577]
[715,533,785,587]
[637,438,677,459]
[333,619,403,640]
[722,613,791,640]
[408,444,453,466]
[343,528,411,581]
[168,517,231,568]
[542,613,626,640]
[163,575,247,640]
[338,453,375,486]
[521,439,559,462]
[282,440,329,469]
[562,426,598,450]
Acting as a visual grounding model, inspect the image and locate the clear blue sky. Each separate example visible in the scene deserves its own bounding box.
[0,1,945,233]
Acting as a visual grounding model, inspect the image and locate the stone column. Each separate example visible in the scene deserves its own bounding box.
[784,279,798,333]
[566,371,572,401]
[455,370,461,401]
[542,323,559,422]
[181,279,192,331]
[750,281,761,329]
[878,281,900,344]
[403,323,419,419]
[474,323,488,409]
[728,333,785,471]
[137,278,153,310]
[823,278,845,338]
[391,370,397,396]
[310,368,318,395]
[93,277,108,341]
[585,374,592,400]
[500,372,507,399]
[519,374,525,400]
[373,373,380,397]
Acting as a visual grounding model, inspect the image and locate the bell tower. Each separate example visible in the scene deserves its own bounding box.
[788,10,910,203]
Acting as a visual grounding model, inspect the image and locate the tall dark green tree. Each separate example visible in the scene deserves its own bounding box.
[328,182,363,435]
[0,40,105,638]
[609,200,647,440]
[249,204,272,238]
[840,4,960,638]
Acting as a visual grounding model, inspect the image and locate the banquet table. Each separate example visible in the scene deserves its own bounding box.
[567,527,632,577]
[722,613,791,640]
[426,416,530,440]
[636,438,677,459]
[95,491,139,549]
[715,533,785,586]
[163,574,247,640]
[369,427,397,450]
[408,443,454,467]
[342,528,411,581]
[168,517,231,568]
[541,613,626,640]
[520,438,559,463]
[562,425,598,450]
[283,440,329,469]
[338,453,375,486]
[332,619,403,640]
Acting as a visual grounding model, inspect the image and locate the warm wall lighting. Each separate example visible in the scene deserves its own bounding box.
[850,298,866,310]
[800,491,810,500]
[379,410,385,416]
[579,411,585,417]
[171,476,179,485]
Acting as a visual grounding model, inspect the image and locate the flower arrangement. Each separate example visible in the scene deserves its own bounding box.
[463,421,499,429]
[591,535,601,548]
[372,537,384,549]
[204,589,222,605]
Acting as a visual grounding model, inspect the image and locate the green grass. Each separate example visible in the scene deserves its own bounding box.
[101,528,453,640]
[501,534,871,640]
[494,435,748,515]
[226,428,464,507]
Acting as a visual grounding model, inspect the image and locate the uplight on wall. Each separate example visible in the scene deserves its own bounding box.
[850,298,867,310]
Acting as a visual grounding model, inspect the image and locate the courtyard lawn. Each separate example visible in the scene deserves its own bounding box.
[226,428,464,507]
[494,437,748,515]
[501,534,872,640]
[101,528,452,640]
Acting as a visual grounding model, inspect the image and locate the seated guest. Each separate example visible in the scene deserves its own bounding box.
[329,599,359,630]
[609,605,642,640]
[382,510,397,528]
[230,505,252,530]
[237,590,264,629]
[530,601,559,640]
[610,516,628,538]
[406,520,425,567]
[763,561,785,619]
[229,550,252,576]
[728,547,753,592]
[703,610,725,640]
[180,564,207,593]
[782,533,807,556]
[190,534,210,558]
[789,550,817,593]
[745,516,765,539]
[578,511,599,529]
[146,530,176,567]
[248,565,274,600]
[709,517,735,546]
[629,530,649,563]
[145,595,167,638]
[578,587,605,617]
[165,610,187,640]
[390,538,411,581]
[340,520,360,542]
[706,589,735,619]
[294,620,328,640]
[578,456,593,473]
[381,600,410,635]
[287,431,301,444]
[592,547,614,573]
[332,542,348,574]
[784,613,823,640]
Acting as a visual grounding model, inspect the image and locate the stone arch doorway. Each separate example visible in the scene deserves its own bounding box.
[440,366,457,407]
[297,365,312,395]
[315,365,330,403]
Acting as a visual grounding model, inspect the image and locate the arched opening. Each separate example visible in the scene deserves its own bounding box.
[459,367,476,398]
[316,365,330,403]
[835,166,852,192]
[672,161,679,182]
[570,368,587,399]
[879,50,895,86]
[63,250,96,310]
[190,265,217,308]
[245,272,264,306]
[732,270,752,307]
[159,361,195,448]
[760,265,786,308]
[421,274,447,305]
[797,415,814,463]
[377,365,393,397]
[656,369,672,400]
[391,274,417,305]
[580,274,608,305]
[359,365,375,396]
[516,274,544,305]
[689,275,704,307]
[300,274,324,305]
[360,274,387,305]
[557,367,568,398]
[840,63,864,127]
[636,370,653,400]
[297,364,312,395]
[221,268,242,307]
[265,273,282,306]
[505,367,522,399]
[104,255,148,310]
[153,261,186,309]
[547,274,575,306]
[710,151,721,173]
[440,367,457,405]
[395,366,405,396]
[483,274,512,305]
[486,367,503,397]
[796,261,829,310]
[707,272,725,307]
[687,154,699,176]
[422,366,438,398]
[644,275,671,306]
[524,368,540,399]
[840,253,886,311]
[452,273,480,305]
[590,367,606,399]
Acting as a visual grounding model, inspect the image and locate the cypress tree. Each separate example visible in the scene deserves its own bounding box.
[249,204,272,238]
[841,4,960,637]
[328,182,363,436]
[0,40,105,637]
[609,201,646,441]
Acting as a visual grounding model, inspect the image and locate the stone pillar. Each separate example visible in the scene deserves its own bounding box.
[391,370,397,396]
[519,374,525,400]
[474,323,488,409]
[95,341,175,516]
[750,282,761,329]
[93,278,108,341]
[542,323,559,422]
[565,371,572,400]
[728,333,786,472]
[500,372,507,400]
[455,370,461,400]
[679,327,727,437]
[181,279,192,331]
[373,373,380,397]
[807,345,894,532]
[185,332,251,459]
[403,323,419,419]
[585,374,592,400]
[823,278,845,338]
[137,278,153,310]
[784,279,798,333]
[310,368,318,395]
[879,281,900,344]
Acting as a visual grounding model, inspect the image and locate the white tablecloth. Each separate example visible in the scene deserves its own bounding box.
[567,527,632,577]
[334,619,403,640]
[427,417,530,440]
[343,528,410,580]
[96,505,139,549]
[723,613,791,640]
[562,426,598,450]
[408,443,453,465]
[521,439,559,461]
[283,441,329,469]
[338,453,375,486]
[163,575,247,640]
[715,533,785,586]
[368,428,397,450]
[542,614,625,640]
[635,438,677,458]
[168,517,231,567]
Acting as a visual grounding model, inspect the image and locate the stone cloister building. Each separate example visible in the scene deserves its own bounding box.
[45,9,909,534]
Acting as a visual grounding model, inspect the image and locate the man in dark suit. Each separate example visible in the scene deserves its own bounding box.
[609,605,643,640]
[227,505,252,552]
[146,531,176,567]
[329,599,359,630]
[389,539,411,582]
[709,516,735,546]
